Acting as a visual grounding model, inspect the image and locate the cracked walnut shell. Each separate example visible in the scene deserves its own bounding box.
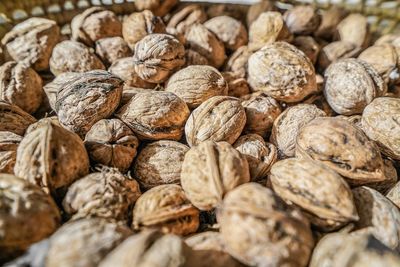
[0,101,36,135]
[0,131,21,174]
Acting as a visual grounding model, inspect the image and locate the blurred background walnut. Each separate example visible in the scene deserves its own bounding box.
[167,4,207,34]
[95,37,132,67]
[336,13,370,49]
[134,0,178,17]
[283,5,321,35]
[0,131,21,174]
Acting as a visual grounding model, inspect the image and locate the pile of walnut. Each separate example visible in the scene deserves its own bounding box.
[1,0,400,266]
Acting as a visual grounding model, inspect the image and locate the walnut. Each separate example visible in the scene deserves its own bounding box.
[133,34,185,83]
[25,116,60,134]
[315,6,349,40]
[324,58,387,115]
[133,140,189,189]
[49,40,105,76]
[0,131,21,174]
[95,37,132,67]
[184,49,209,66]
[387,182,400,209]
[302,93,335,116]
[166,65,228,109]
[120,86,155,106]
[55,70,123,137]
[224,45,251,78]
[222,72,250,98]
[134,0,178,17]
[71,7,122,47]
[246,0,276,27]
[0,101,36,135]
[364,159,398,194]
[132,184,199,235]
[84,119,139,172]
[317,40,361,70]
[185,96,246,146]
[248,42,317,102]
[283,5,321,35]
[181,140,250,211]
[0,61,43,114]
[336,14,370,49]
[293,36,321,65]
[43,72,80,111]
[167,5,207,34]
[1,18,60,71]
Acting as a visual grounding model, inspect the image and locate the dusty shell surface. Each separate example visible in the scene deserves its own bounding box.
[132,184,199,235]
[0,174,60,261]
[317,41,360,71]
[218,183,314,267]
[283,5,321,35]
[166,65,228,109]
[223,72,250,98]
[0,61,43,114]
[14,121,89,195]
[1,18,60,71]
[387,181,400,209]
[362,97,400,160]
[270,158,358,230]
[293,36,320,65]
[133,34,185,83]
[181,141,250,210]
[135,0,178,17]
[233,134,277,181]
[84,119,139,172]
[43,72,80,111]
[0,101,36,135]
[71,7,122,47]
[116,91,190,140]
[270,104,326,158]
[120,87,155,106]
[315,6,349,40]
[224,45,251,78]
[95,37,131,67]
[167,4,207,34]
[63,168,141,221]
[49,40,105,76]
[46,218,132,267]
[185,96,246,146]
[25,117,60,134]
[336,13,370,48]
[296,117,386,185]
[0,131,21,174]
[324,59,387,115]
[55,70,123,137]
[133,140,189,189]
[248,41,317,102]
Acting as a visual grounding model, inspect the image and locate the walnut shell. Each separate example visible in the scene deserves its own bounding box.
[95,37,132,67]
[317,40,361,71]
[222,72,250,98]
[84,119,139,172]
[0,101,36,135]
[133,34,185,83]
[167,4,207,34]
[293,36,321,65]
[302,93,335,116]
[43,72,80,111]
[364,159,398,194]
[283,5,321,35]
[132,184,199,235]
[184,49,209,66]
[133,140,189,189]
[25,116,61,134]
[387,181,400,209]
[134,0,178,17]
[248,41,317,102]
[55,70,123,137]
[315,6,349,40]
[120,86,155,106]
[0,131,21,174]
[246,0,277,28]
[116,91,190,140]
[1,18,60,71]
[185,96,246,146]
[336,13,370,49]
[181,140,250,211]
[224,45,251,78]
[217,183,314,267]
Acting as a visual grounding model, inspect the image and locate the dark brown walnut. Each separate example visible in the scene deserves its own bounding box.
[283,5,321,35]
[71,7,122,47]
[248,12,292,51]
[317,41,361,71]
[122,10,166,50]
[1,18,60,71]
[233,134,277,182]
[222,72,250,98]
[84,119,139,172]
[302,93,335,116]
[0,174,60,262]
[0,131,21,174]
[293,36,321,65]
[132,184,199,235]
[241,92,282,138]
[133,140,189,189]
[63,168,141,221]
[387,182,400,209]
[270,104,326,158]
[116,91,190,140]
[315,6,349,40]
[95,37,132,67]
[120,86,155,106]
[364,159,398,194]
[14,120,89,195]
[185,96,246,146]
[0,101,36,135]
[204,16,248,51]
[270,158,358,231]
[134,0,178,17]
[246,0,276,27]
[296,117,386,185]
[218,183,314,267]
[336,13,370,49]
[0,61,43,114]
[362,97,400,160]
[46,218,132,267]
[133,34,185,83]
[248,41,317,102]
[167,4,207,34]
[43,72,80,111]
[185,24,226,68]
[224,46,251,78]
[181,141,250,211]
[55,70,123,137]
[166,65,228,109]
[49,40,105,76]
[184,49,209,66]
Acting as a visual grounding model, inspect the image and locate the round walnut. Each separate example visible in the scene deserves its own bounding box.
[317,40,361,71]
[71,7,122,47]
[0,61,43,114]
[296,117,386,185]
[224,45,251,78]
[1,18,60,71]
[293,36,321,65]
[55,70,123,137]
[116,91,190,140]
[0,131,21,174]
[222,72,250,98]
[63,168,141,221]
[167,4,207,34]
[133,34,185,83]
[336,13,370,49]
[134,0,178,17]
[95,37,132,67]
[84,119,139,173]
[133,140,189,189]
[315,6,349,40]
[248,41,317,102]
[283,5,321,35]
[132,184,199,235]
[0,174,60,262]
[49,40,105,76]
[43,72,80,111]
[181,140,250,211]
[218,183,314,267]
[166,65,228,109]
[0,101,36,135]
[185,96,246,147]
[323,58,387,115]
